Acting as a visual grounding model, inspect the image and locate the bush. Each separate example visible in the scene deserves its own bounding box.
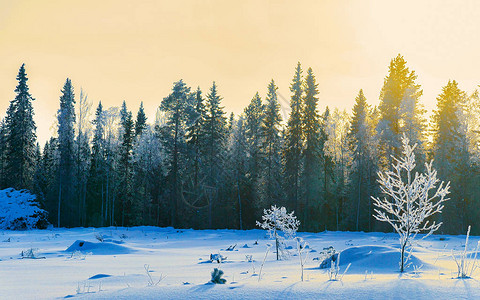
[211,268,226,284]
[0,188,49,230]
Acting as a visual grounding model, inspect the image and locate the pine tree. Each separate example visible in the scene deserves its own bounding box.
[56,78,76,227]
[160,80,196,227]
[202,82,227,228]
[284,62,304,214]
[432,80,469,233]
[186,87,206,189]
[5,64,37,190]
[119,101,135,225]
[0,119,8,188]
[261,79,284,207]
[301,68,323,230]
[135,101,147,136]
[377,55,423,171]
[244,92,265,213]
[74,89,91,226]
[87,102,106,226]
[348,89,377,231]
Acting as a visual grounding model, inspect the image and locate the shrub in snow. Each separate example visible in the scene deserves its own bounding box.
[452,225,480,278]
[372,135,450,272]
[210,268,226,284]
[20,248,45,259]
[210,253,227,263]
[258,243,272,282]
[327,251,350,281]
[295,237,309,281]
[319,246,338,269]
[0,188,49,230]
[256,205,300,261]
[144,264,165,286]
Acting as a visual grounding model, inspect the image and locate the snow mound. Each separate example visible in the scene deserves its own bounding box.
[0,188,49,230]
[324,245,430,273]
[65,240,134,255]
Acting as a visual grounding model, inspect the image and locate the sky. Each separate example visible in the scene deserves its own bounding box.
[1,0,480,144]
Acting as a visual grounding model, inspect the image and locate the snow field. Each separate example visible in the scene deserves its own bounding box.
[1,227,480,299]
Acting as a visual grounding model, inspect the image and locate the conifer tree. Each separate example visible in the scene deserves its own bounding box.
[160,80,196,227]
[348,89,377,231]
[74,89,91,226]
[0,119,8,188]
[5,64,37,190]
[119,101,135,225]
[261,79,284,207]
[301,68,322,230]
[202,82,227,227]
[135,101,147,136]
[244,92,265,212]
[377,55,424,171]
[87,102,106,225]
[56,78,76,227]
[284,62,304,214]
[186,87,206,188]
[432,80,470,233]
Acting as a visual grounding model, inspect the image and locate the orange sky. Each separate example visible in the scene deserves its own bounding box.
[1,0,479,143]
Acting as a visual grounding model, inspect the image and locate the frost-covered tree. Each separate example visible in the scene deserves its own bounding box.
[256,205,300,260]
[372,135,450,272]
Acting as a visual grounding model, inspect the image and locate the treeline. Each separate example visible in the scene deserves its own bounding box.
[2,55,480,234]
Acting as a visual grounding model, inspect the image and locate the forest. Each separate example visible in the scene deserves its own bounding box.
[2,54,479,235]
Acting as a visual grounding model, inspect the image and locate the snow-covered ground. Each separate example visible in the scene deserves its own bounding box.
[1,227,480,299]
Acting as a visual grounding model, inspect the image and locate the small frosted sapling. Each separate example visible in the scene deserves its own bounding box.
[256,205,300,261]
[372,135,450,273]
[258,243,272,282]
[296,237,309,281]
[452,225,480,278]
[211,268,226,284]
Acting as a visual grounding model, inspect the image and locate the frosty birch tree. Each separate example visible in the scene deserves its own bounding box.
[256,205,300,260]
[372,135,450,272]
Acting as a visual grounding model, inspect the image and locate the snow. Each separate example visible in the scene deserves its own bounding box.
[1,227,480,299]
[0,188,48,230]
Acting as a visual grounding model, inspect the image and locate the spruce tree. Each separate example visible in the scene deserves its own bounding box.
[5,64,37,190]
[160,80,196,227]
[244,92,265,213]
[301,68,323,230]
[135,101,147,136]
[56,78,76,227]
[119,101,135,225]
[377,55,424,171]
[348,89,377,231]
[87,102,106,226]
[432,80,469,233]
[284,62,304,214]
[202,82,227,228]
[261,79,283,207]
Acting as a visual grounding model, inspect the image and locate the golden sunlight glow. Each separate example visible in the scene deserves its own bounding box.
[1,0,479,143]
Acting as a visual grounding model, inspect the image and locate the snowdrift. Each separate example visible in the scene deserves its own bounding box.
[65,240,134,255]
[0,188,49,230]
[323,245,430,273]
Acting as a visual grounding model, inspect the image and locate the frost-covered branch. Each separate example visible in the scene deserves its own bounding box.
[372,135,450,272]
